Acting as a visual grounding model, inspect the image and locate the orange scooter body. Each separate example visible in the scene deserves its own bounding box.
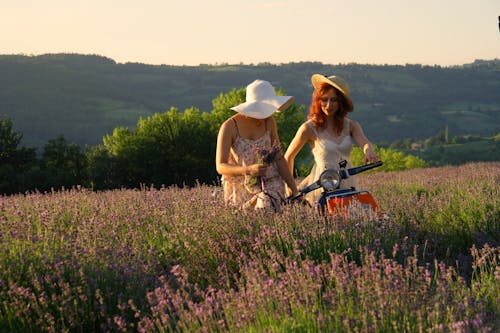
[286,161,384,217]
[325,189,378,218]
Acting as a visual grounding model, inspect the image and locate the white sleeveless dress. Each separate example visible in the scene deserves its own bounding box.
[299,118,358,205]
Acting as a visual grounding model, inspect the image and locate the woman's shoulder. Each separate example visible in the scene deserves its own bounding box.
[303,119,316,130]
[298,119,317,138]
[222,115,238,127]
[219,116,237,136]
[345,117,363,135]
[346,117,361,128]
[266,115,277,128]
[345,117,360,128]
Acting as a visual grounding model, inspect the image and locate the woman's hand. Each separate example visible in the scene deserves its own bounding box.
[245,163,267,177]
[285,185,296,197]
[364,146,380,164]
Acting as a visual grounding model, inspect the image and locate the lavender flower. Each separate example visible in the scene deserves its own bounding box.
[248,141,281,191]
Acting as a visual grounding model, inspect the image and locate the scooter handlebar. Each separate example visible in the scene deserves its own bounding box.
[287,161,383,203]
[286,192,304,203]
[345,161,383,177]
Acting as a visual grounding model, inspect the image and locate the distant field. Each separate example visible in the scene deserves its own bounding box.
[406,137,500,166]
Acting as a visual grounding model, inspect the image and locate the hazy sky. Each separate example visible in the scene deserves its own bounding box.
[1,0,499,66]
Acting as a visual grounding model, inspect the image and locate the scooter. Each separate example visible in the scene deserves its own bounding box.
[287,160,383,218]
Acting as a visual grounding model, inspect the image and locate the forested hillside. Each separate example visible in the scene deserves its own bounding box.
[1,54,499,147]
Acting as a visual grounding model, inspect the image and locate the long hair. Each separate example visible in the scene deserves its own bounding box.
[308,82,349,135]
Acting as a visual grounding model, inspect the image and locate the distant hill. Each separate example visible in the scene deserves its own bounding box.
[1,54,499,148]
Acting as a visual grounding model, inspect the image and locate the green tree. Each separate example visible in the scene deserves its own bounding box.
[40,135,87,190]
[0,118,37,194]
[0,118,23,162]
[424,130,447,147]
[209,87,246,131]
[90,84,307,188]
[98,107,217,188]
[85,145,119,190]
[272,89,307,151]
[102,126,148,186]
[134,107,217,186]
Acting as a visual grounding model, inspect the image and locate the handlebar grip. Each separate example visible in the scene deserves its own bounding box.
[286,192,303,203]
[347,161,383,176]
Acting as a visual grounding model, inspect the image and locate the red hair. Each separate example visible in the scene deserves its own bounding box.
[308,82,349,135]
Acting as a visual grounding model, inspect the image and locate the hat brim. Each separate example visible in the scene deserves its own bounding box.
[311,74,354,112]
[231,96,294,119]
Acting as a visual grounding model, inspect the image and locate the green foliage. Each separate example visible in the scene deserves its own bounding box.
[0,117,91,194]
[350,146,426,171]
[209,87,246,130]
[40,135,87,190]
[0,118,37,194]
[273,103,307,151]
[0,118,23,161]
[95,107,218,188]
[424,129,447,147]
[87,86,307,189]
[85,144,119,190]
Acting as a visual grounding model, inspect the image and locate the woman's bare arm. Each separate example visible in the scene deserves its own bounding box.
[216,119,266,177]
[350,120,379,163]
[284,122,313,176]
[268,117,298,194]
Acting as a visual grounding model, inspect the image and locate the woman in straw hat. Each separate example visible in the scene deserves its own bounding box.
[284,74,379,206]
[216,79,299,211]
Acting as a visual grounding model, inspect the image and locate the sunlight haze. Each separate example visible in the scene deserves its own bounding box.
[1,0,499,66]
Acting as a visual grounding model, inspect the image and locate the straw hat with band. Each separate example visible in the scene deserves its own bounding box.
[231,79,294,119]
[311,74,354,112]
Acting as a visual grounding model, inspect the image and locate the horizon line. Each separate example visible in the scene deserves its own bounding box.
[1,52,499,69]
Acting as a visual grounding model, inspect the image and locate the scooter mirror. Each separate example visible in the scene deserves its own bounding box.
[319,169,341,192]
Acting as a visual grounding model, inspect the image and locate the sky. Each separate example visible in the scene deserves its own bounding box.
[1,0,499,67]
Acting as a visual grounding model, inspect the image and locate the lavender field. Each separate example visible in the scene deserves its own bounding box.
[0,162,499,332]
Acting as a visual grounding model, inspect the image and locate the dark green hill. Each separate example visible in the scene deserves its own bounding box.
[1,54,498,147]
[401,135,500,166]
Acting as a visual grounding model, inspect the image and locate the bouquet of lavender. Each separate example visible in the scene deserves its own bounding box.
[247,141,281,191]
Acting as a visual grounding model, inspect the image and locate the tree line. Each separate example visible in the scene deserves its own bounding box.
[1,87,428,195]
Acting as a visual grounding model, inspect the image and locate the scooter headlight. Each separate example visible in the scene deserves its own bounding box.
[319,170,340,192]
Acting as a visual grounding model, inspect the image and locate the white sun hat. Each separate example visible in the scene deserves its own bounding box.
[230,79,294,119]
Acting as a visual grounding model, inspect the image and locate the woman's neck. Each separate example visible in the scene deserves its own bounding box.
[237,114,264,126]
[325,114,336,128]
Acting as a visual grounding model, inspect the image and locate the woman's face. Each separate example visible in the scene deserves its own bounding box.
[319,88,340,117]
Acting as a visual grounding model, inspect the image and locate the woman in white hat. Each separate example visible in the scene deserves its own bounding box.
[284,74,379,206]
[216,79,298,211]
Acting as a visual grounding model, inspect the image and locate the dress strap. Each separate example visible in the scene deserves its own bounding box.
[232,118,240,137]
[306,119,318,137]
[344,118,351,135]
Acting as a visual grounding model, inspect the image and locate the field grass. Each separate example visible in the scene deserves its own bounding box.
[0,162,498,332]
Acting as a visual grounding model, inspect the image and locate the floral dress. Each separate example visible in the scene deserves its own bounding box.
[299,118,358,206]
[222,118,285,211]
